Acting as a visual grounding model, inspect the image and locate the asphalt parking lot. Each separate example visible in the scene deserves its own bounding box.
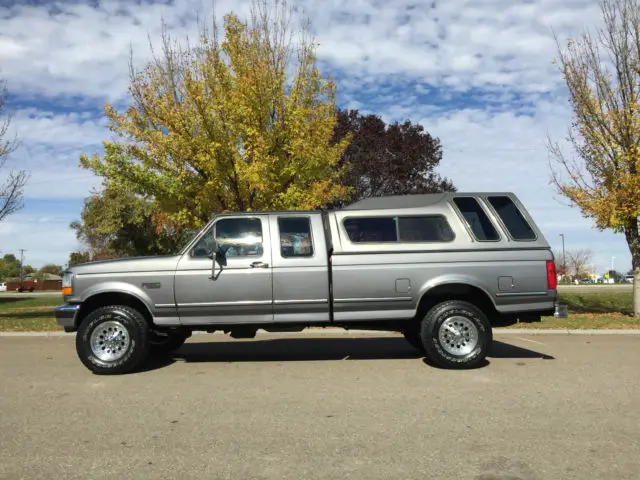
[1,332,639,480]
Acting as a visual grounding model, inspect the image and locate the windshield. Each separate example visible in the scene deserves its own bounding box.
[176,227,206,255]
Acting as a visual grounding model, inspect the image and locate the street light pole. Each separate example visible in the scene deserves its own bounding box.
[611,256,616,281]
[560,233,566,284]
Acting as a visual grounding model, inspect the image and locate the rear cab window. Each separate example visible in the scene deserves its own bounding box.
[452,197,500,241]
[343,215,455,243]
[278,217,314,257]
[487,196,536,241]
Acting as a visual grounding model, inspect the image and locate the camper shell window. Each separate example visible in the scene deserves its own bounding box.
[343,215,455,243]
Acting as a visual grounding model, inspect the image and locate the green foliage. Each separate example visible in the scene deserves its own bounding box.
[0,254,33,281]
[68,251,91,267]
[38,264,63,276]
[70,184,194,259]
[79,0,350,230]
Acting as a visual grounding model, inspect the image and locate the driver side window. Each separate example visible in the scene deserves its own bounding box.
[192,217,264,258]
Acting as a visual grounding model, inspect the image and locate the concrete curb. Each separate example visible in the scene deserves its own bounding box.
[2,328,640,337]
[494,328,640,335]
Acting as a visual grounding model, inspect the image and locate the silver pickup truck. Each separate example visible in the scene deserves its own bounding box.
[55,192,557,374]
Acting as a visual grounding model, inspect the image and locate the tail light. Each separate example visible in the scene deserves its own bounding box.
[546,260,557,290]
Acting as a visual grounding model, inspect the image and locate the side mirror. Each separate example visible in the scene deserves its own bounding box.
[208,241,227,280]
[215,249,227,267]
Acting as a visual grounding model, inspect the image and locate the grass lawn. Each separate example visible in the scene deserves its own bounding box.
[0,295,62,332]
[0,290,639,332]
[509,290,640,330]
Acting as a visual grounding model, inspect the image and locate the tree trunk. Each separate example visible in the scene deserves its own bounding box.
[624,218,640,317]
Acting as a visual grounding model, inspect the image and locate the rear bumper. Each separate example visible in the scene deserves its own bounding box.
[54,304,80,332]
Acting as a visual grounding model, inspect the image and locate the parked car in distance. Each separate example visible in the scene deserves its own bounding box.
[55,192,558,374]
[16,279,35,292]
[0,282,6,292]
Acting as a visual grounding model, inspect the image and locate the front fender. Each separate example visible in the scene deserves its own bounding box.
[79,281,155,312]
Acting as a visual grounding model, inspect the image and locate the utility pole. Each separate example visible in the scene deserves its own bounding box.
[559,233,566,284]
[19,249,25,285]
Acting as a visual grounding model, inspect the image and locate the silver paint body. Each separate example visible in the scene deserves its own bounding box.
[57,193,556,329]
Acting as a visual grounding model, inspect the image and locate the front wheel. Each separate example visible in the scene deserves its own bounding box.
[76,305,150,375]
[420,300,492,369]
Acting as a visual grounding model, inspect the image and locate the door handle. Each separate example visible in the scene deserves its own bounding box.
[250,261,269,268]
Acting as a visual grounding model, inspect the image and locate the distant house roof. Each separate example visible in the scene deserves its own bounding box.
[39,273,62,281]
[6,273,62,282]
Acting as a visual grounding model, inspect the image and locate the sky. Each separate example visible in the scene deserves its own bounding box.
[0,0,632,274]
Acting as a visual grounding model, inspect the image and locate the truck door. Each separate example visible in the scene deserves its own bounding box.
[269,214,331,323]
[174,215,274,325]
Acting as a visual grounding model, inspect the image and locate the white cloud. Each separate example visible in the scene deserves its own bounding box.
[0,213,81,268]
[0,0,248,102]
[8,108,108,147]
[0,0,633,273]
[3,109,107,198]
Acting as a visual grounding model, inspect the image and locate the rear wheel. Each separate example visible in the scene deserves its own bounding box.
[76,305,150,375]
[420,300,492,369]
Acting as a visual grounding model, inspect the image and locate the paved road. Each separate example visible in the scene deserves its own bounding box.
[1,333,639,480]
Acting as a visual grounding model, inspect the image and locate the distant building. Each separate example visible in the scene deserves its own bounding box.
[5,273,62,292]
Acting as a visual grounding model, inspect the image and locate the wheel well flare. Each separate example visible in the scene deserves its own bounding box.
[417,283,496,319]
[77,292,153,327]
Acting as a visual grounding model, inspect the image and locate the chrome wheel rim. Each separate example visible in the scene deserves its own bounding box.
[438,316,479,356]
[89,320,131,362]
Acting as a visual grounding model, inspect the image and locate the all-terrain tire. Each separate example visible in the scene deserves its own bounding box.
[149,330,188,356]
[419,300,492,369]
[76,305,150,375]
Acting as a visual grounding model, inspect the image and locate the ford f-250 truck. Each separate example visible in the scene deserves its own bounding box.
[55,192,558,374]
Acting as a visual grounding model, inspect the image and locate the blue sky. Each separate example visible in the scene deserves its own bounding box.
[0,0,632,274]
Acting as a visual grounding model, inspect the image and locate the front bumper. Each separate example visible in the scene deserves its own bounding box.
[54,304,80,332]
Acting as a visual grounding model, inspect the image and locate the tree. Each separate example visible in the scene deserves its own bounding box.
[38,264,63,276]
[0,253,33,281]
[0,78,29,223]
[552,248,569,278]
[70,184,195,258]
[332,109,455,203]
[0,254,20,281]
[79,0,351,230]
[68,251,91,267]
[547,0,640,315]
[567,248,594,279]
